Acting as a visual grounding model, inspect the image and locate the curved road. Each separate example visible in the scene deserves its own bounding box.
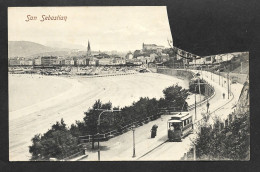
[9,73,188,161]
[139,70,243,160]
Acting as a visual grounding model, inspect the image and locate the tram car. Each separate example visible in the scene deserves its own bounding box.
[167,112,193,142]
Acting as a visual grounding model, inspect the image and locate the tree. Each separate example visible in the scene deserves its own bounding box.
[162,84,189,111]
[83,100,113,149]
[29,118,79,161]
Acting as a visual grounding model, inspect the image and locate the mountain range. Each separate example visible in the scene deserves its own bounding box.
[8,41,87,58]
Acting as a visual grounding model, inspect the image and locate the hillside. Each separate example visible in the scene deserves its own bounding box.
[222,52,249,74]
[231,62,249,74]
[8,41,57,58]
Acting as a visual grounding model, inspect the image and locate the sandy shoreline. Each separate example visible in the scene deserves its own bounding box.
[9,74,73,112]
[9,73,189,161]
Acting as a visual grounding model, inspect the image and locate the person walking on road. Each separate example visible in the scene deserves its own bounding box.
[223,93,225,99]
[206,101,210,113]
[151,125,158,138]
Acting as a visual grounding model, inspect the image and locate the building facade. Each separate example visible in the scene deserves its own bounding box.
[142,43,165,51]
[41,56,58,66]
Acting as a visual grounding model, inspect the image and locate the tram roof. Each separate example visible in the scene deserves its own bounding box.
[168,120,182,123]
[170,112,191,121]
[173,112,190,118]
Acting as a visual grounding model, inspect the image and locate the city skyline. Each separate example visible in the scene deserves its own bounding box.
[8,7,173,52]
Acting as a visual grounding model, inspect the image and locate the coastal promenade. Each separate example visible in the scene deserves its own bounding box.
[78,69,243,161]
[9,73,187,161]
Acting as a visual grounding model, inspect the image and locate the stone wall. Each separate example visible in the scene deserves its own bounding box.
[157,68,194,80]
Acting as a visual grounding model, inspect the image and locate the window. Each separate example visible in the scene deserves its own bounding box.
[206,57,212,61]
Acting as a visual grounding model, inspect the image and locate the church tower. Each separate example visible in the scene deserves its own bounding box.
[87,40,91,56]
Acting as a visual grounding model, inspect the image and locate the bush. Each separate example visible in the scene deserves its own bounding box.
[187,113,249,160]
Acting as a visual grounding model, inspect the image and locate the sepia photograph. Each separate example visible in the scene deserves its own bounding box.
[8,6,250,162]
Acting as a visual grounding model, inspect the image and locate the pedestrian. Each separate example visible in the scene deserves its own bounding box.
[223,93,225,99]
[206,102,210,113]
[151,125,158,138]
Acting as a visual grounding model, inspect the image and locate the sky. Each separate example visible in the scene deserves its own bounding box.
[8,7,173,52]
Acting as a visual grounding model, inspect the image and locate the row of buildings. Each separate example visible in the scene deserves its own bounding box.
[9,42,171,67]
[8,56,128,67]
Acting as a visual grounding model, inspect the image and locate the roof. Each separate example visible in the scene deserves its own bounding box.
[168,120,182,123]
[171,112,191,121]
[172,112,190,118]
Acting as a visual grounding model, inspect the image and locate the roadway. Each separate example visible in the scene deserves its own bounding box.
[9,73,188,161]
[139,69,243,160]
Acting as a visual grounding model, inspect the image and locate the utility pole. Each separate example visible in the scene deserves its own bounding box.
[219,70,220,85]
[97,109,121,161]
[195,57,196,69]
[194,86,197,121]
[132,124,136,158]
[222,75,224,87]
[227,73,230,99]
[241,62,243,73]
[193,144,196,160]
[198,78,201,102]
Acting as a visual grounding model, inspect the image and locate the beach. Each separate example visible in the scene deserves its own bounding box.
[9,73,189,161]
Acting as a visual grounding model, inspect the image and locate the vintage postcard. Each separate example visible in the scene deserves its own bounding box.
[8,6,249,161]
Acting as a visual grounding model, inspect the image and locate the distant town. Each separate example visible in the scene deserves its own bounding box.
[8,41,248,80]
[8,41,170,75]
[8,41,248,77]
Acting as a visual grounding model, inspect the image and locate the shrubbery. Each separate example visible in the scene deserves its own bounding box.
[186,112,249,160]
[29,119,80,161]
[29,84,189,160]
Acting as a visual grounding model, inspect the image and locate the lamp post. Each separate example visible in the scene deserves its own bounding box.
[192,76,207,122]
[194,87,197,121]
[198,77,201,103]
[97,109,121,161]
[132,124,136,158]
[219,69,220,85]
[241,62,243,73]
[227,73,230,99]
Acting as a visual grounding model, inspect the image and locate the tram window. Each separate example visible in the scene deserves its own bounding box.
[170,124,174,131]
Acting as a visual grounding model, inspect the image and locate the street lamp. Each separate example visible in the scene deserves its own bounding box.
[194,86,197,121]
[132,124,136,158]
[97,108,121,161]
[227,73,230,99]
[192,76,208,122]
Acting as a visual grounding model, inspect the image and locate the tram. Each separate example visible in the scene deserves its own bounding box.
[167,112,193,142]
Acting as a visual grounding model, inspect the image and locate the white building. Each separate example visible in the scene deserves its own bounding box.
[77,58,87,66]
[34,58,41,65]
[142,43,165,51]
[111,58,126,65]
[99,58,112,65]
